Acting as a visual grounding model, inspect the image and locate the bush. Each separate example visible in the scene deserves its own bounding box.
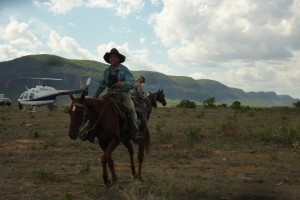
[253,125,300,147]
[203,97,216,108]
[183,126,203,142]
[277,126,300,146]
[176,99,196,109]
[231,101,241,110]
[253,126,274,143]
[61,105,70,113]
[33,169,59,182]
[293,101,300,109]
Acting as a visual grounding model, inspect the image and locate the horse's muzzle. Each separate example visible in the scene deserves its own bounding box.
[69,130,79,140]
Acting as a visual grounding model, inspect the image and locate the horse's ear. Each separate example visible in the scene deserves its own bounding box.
[159,89,161,92]
[69,93,75,101]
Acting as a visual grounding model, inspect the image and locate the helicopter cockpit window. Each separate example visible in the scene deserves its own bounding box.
[24,93,28,100]
[29,93,34,99]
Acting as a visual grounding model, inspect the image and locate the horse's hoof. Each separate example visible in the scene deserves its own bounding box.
[106,181,118,189]
[133,175,143,182]
[105,181,112,189]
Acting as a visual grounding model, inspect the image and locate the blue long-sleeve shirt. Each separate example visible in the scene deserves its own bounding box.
[93,64,135,97]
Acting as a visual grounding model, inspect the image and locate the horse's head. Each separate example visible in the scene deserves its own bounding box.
[155,89,167,106]
[68,93,86,140]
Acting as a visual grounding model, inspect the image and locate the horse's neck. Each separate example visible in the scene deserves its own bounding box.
[146,94,156,108]
[84,98,107,113]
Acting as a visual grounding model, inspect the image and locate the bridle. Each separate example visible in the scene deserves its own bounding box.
[70,102,89,129]
[70,99,111,134]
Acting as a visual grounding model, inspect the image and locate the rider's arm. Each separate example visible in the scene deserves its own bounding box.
[115,66,135,92]
[93,69,108,98]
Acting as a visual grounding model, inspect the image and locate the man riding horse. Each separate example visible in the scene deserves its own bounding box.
[82,48,143,143]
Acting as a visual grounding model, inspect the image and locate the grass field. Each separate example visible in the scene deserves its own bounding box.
[0,104,299,200]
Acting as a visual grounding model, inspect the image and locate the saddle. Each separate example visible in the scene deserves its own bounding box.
[102,93,146,141]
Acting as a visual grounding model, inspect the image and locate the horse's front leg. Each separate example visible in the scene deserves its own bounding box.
[108,156,117,185]
[99,139,118,188]
[124,140,136,177]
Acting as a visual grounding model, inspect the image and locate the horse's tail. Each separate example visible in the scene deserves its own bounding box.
[144,126,151,154]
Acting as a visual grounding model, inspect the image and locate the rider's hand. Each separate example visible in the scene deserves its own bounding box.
[115,82,123,88]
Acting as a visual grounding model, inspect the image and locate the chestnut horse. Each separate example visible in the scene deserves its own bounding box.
[67,93,150,187]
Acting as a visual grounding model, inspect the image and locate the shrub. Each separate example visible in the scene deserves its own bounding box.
[219,104,227,108]
[231,101,241,110]
[61,105,70,113]
[183,126,202,142]
[203,97,216,108]
[277,126,300,146]
[196,111,204,119]
[33,169,59,182]
[293,100,300,109]
[177,99,196,109]
[253,127,274,143]
[28,130,40,139]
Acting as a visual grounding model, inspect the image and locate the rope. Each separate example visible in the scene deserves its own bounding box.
[83,99,111,133]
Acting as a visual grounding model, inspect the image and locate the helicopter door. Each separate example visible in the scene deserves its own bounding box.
[29,93,34,100]
[23,92,29,100]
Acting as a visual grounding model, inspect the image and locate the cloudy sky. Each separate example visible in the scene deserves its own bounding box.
[0,0,299,98]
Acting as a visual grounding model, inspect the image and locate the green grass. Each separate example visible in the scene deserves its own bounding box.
[33,169,59,182]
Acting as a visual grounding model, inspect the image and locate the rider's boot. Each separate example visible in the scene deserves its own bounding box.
[129,116,143,144]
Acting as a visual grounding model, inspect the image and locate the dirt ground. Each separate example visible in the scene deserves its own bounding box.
[0,105,299,200]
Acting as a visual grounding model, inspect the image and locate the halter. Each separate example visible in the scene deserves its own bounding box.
[76,98,111,134]
[71,102,85,108]
[71,102,89,129]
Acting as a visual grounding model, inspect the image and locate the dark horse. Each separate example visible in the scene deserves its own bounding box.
[67,93,150,187]
[143,89,167,120]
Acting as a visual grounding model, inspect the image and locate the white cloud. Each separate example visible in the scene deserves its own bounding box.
[34,0,144,16]
[33,0,84,14]
[87,0,144,17]
[0,18,42,49]
[189,72,205,80]
[96,42,173,74]
[152,0,300,66]
[67,22,77,27]
[150,0,300,98]
[86,0,114,8]
[0,44,31,61]
[47,31,97,60]
[151,0,162,7]
[139,37,146,45]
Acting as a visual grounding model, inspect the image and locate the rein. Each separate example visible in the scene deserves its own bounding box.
[80,98,111,133]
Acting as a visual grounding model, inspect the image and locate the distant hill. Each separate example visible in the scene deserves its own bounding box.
[0,54,297,107]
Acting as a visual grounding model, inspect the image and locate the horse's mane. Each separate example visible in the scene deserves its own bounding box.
[84,97,107,112]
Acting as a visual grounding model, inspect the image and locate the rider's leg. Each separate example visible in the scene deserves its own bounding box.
[121,92,142,143]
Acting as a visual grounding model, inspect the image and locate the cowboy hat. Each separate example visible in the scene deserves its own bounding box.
[103,48,126,64]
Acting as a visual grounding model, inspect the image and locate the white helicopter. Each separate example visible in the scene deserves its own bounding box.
[18,77,91,111]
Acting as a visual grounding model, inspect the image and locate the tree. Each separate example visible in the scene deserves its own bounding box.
[203,97,216,108]
[177,99,196,109]
[293,100,300,109]
[231,101,241,110]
